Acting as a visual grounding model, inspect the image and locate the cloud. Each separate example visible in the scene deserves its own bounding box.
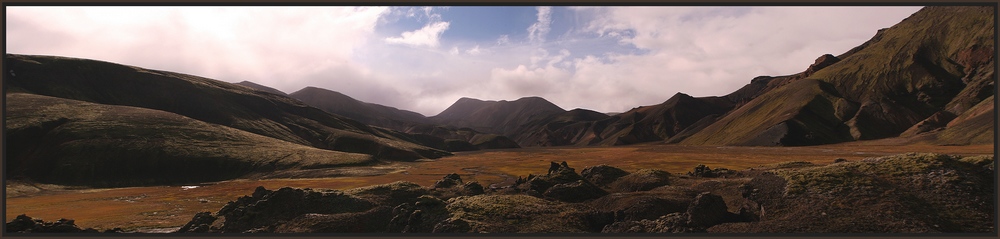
[555,6,923,110]
[6,6,389,94]
[465,45,484,55]
[527,6,552,43]
[497,34,510,45]
[385,21,451,47]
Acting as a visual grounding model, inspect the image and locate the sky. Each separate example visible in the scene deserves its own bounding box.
[5,6,924,116]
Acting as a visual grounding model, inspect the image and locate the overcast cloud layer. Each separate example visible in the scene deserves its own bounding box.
[6,6,922,116]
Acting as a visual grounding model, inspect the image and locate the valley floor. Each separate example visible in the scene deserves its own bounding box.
[4,143,993,232]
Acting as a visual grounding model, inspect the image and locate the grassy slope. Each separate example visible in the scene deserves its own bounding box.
[681,80,855,146]
[806,6,994,139]
[934,96,995,145]
[4,54,448,161]
[5,93,374,187]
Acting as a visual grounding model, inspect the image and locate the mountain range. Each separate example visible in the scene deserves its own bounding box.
[3,6,993,187]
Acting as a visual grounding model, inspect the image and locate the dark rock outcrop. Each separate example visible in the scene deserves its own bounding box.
[581,164,630,187]
[686,192,739,227]
[5,214,114,233]
[608,169,671,192]
[516,162,608,202]
[174,212,217,233]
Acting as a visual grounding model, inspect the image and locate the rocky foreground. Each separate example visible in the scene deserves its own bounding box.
[7,153,994,233]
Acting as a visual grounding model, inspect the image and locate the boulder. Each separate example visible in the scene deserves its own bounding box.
[543,180,608,203]
[433,173,463,189]
[609,169,671,192]
[685,192,738,227]
[581,164,630,186]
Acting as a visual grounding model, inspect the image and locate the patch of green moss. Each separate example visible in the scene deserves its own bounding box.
[776,153,985,196]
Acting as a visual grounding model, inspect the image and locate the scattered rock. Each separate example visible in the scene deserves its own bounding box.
[834,158,848,163]
[687,165,734,178]
[215,187,375,233]
[601,212,698,233]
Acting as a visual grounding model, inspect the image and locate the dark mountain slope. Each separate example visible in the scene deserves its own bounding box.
[682,6,994,145]
[289,86,430,131]
[593,93,735,146]
[512,108,611,147]
[806,6,994,140]
[431,96,566,136]
[5,93,375,187]
[235,81,287,96]
[681,79,857,146]
[4,54,449,160]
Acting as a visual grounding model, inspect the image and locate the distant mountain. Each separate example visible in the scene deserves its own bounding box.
[431,96,566,136]
[4,54,449,167]
[235,81,287,95]
[402,125,520,150]
[289,86,430,131]
[512,108,611,146]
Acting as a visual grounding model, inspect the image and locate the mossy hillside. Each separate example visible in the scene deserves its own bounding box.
[5,54,448,161]
[808,6,993,116]
[935,96,994,145]
[443,195,594,233]
[775,153,992,196]
[5,93,375,187]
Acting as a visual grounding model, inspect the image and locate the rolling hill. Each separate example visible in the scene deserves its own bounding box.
[289,86,430,131]
[5,92,375,187]
[5,54,450,160]
[4,54,453,185]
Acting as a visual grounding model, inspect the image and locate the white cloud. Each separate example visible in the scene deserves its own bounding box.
[527,6,552,43]
[497,34,510,45]
[559,6,923,110]
[385,21,451,47]
[6,6,389,94]
[465,45,483,55]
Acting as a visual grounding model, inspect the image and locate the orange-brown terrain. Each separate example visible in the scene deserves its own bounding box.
[3,5,995,234]
[5,143,992,232]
